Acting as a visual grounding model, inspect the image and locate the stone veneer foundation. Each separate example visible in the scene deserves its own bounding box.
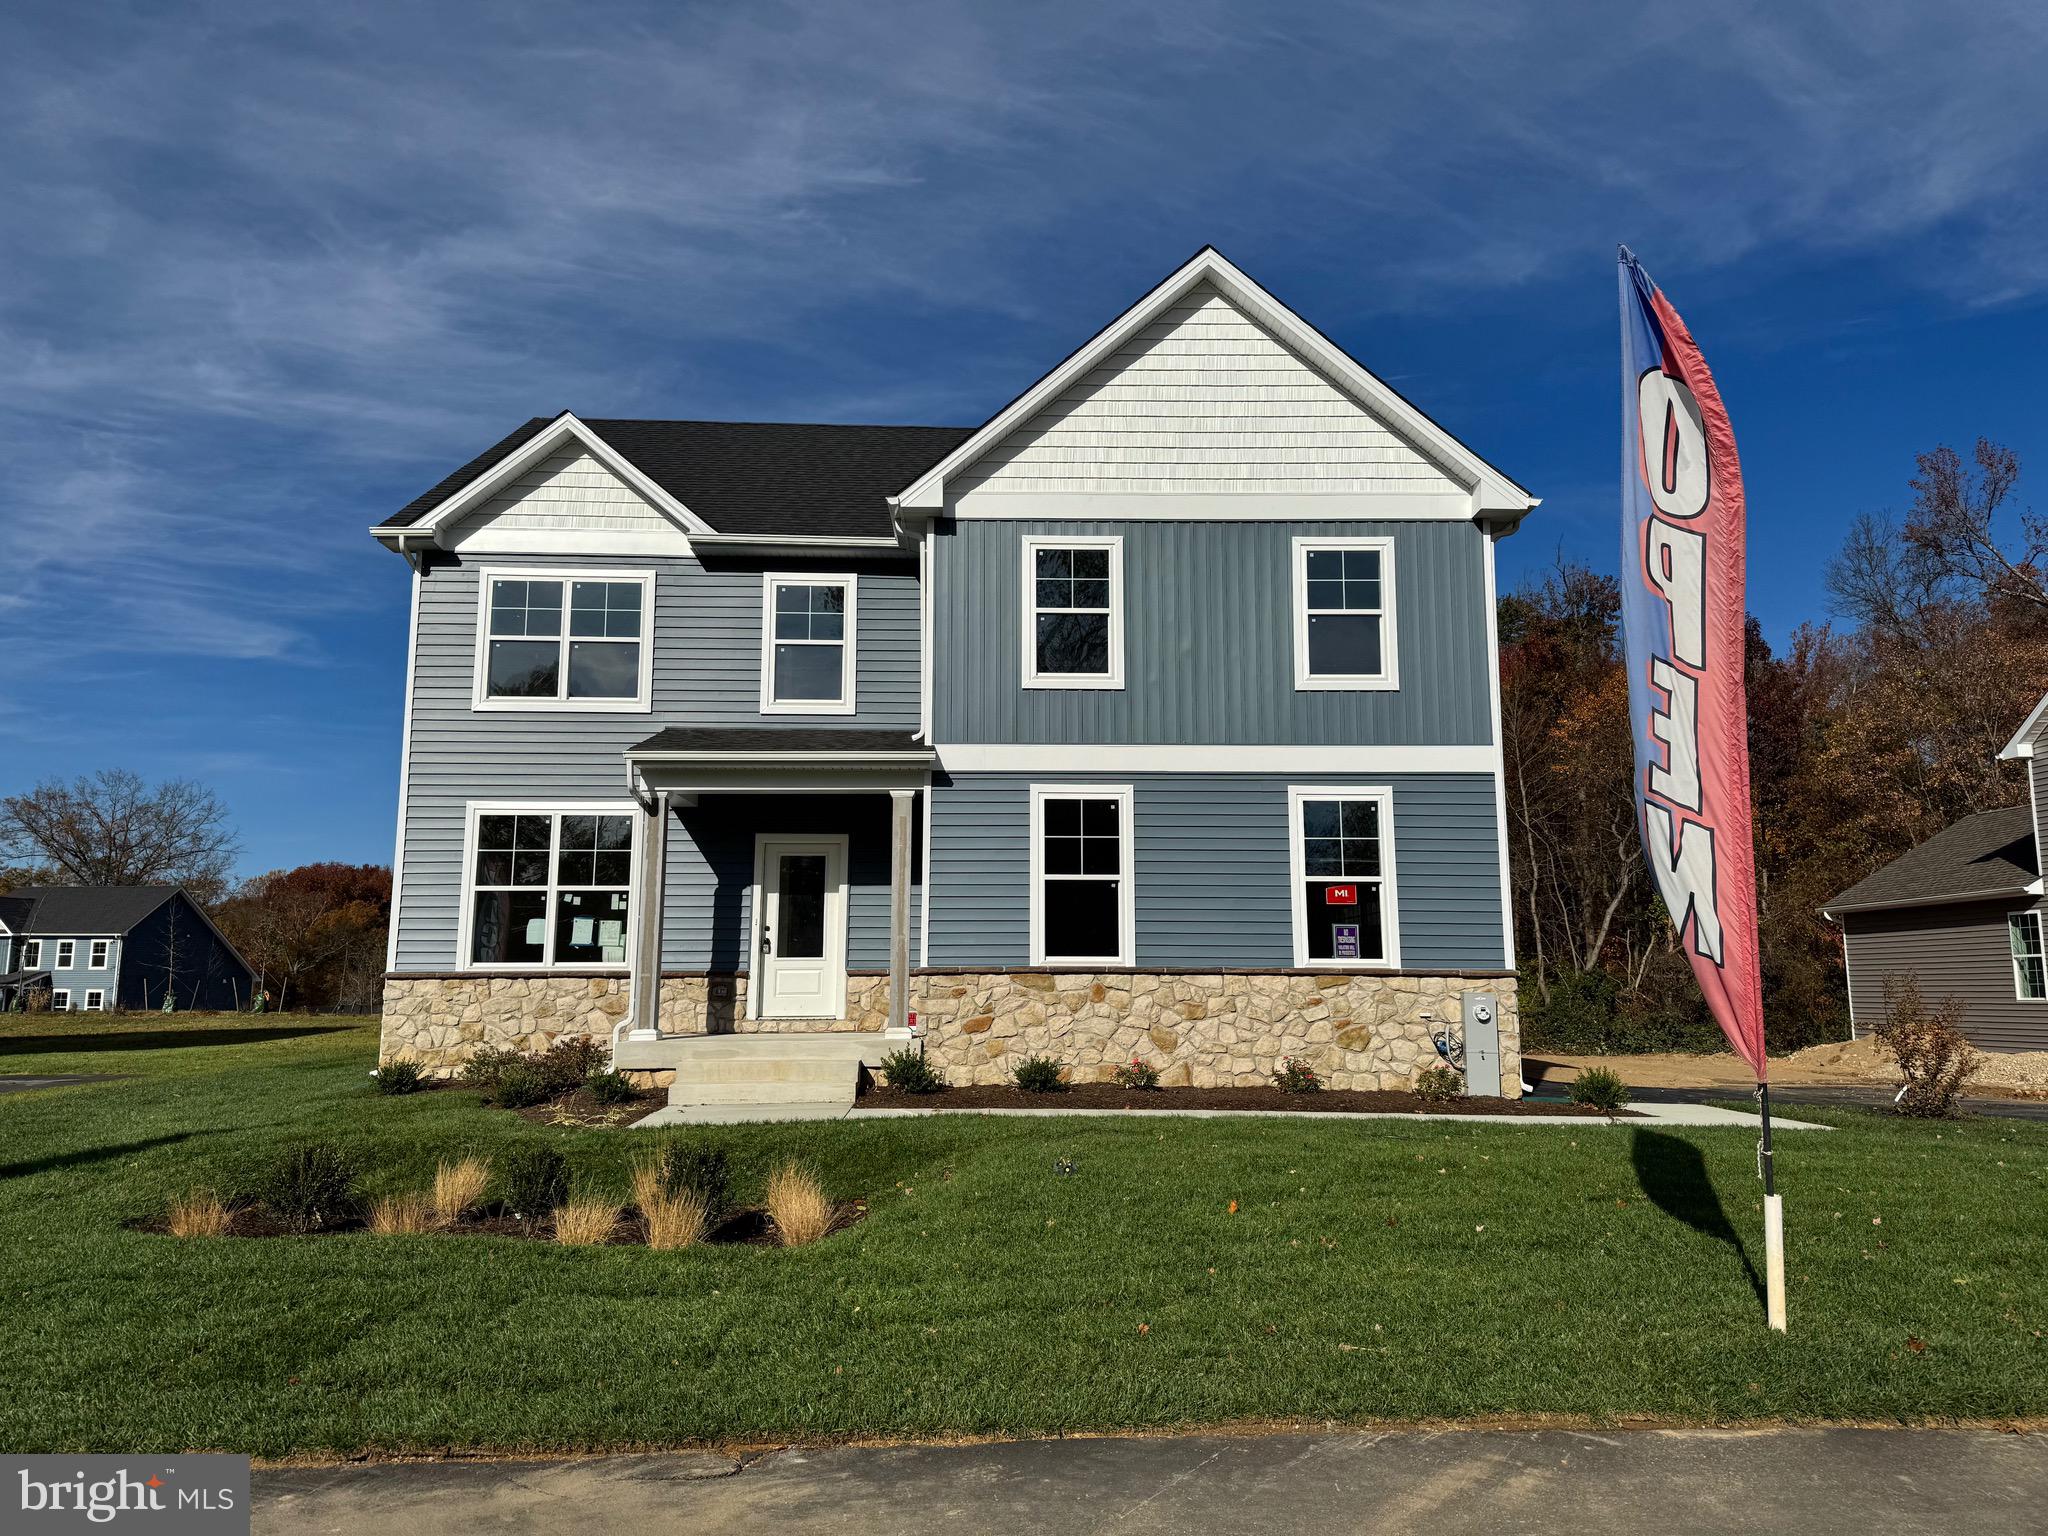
[381,969,1520,1097]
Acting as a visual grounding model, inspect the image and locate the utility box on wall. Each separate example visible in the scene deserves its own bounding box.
[1462,991,1502,1098]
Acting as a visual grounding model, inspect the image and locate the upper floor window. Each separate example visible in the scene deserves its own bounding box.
[1292,537,1398,690]
[22,939,43,969]
[54,940,75,968]
[473,568,652,711]
[1289,786,1400,967]
[1022,537,1124,689]
[1029,784,1133,965]
[89,939,110,968]
[462,804,637,969]
[2011,912,2046,1000]
[760,574,857,714]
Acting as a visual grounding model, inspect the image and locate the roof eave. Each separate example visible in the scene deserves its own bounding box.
[1821,882,2038,920]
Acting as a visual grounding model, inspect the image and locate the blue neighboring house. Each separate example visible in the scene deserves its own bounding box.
[0,886,255,1013]
[370,248,1538,1100]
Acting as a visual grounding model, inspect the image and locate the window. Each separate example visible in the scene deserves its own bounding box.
[50,990,70,1011]
[1029,785,1133,965]
[1289,786,1400,967]
[1293,537,1397,689]
[1022,537,1124,688]
[89,939,110,969]
[462,805,638,968]
[473,569,652,710]
[2012,913,2046,1000]
[83,990,105,1011]
[759,574,857,713]
[55,940,75,968]
[20,939,40,969]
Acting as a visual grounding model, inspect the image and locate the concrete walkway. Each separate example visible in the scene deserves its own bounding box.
[629,1099,1828,1130]
[255,1428,2043,1535]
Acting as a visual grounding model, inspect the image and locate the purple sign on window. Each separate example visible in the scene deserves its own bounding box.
[1332,924,1361,960]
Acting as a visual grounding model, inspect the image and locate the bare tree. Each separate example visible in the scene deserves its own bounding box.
[0,770,238,904]
[1903,439,2045,615]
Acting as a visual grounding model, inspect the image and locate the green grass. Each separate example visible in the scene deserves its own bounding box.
[1,1014,2043,1454]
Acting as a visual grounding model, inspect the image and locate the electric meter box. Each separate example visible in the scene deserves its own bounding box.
[1462,991,1502,1098]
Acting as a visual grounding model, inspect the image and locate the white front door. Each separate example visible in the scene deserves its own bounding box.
[755,836,848,1019]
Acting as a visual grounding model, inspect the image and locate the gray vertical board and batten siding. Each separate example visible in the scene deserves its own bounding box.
[393,552,921,971]
[926,772,1505,971]
[1843,898,2048,1053]
[929,518,1492,745]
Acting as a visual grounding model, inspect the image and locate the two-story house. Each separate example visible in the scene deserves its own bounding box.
[373,248,1536,1100]
[0,886,254,1013]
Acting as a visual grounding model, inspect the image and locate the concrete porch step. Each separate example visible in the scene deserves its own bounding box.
[630,1028,914,1110]
[615,1028,908,1073]
[637,1102,853,1126]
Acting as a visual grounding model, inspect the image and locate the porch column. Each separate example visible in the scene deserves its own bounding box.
[629,792,669,1040]
[888,788,914,1030]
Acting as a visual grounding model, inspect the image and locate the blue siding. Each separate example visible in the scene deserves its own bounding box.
[927,771,1504,970]
[22,935,123,1008]
[930,519,1492,746]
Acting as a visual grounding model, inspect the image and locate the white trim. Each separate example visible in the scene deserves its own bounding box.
[443,525,690,558]
[1482,526,1516,969]
[2010,910,2048,1001]
[87,939,110,970]
[1291,536,1398,691]
[892,248,1535,517]
[20,939,42,969]
[470,566,655,713]
[917,530,933,742]
[919,776,934,970]
[758,572,858,715]
[54,940,76,969]
[950,491,1478,522]
[2000,690,2048,759]
[1287,784,1402,969]
[50,989,70,1012]
[748,833,851,1021]
[1020,535,1125,690]
[938,743,1493,773]
[1841,926,1860,1039]
[1822,885,2033,918]
[82,989,105,1011]
[692,532,903,551]
[1027,783,1135,967]
[388,563,422,971]
[454,800,643,972]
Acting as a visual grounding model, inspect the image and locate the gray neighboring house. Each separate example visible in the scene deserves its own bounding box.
[371,247,1539,1096]
[0,886,255,1014]
[1823,691,2048,1053]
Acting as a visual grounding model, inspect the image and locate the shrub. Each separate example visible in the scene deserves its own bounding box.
[432,1156,490,1226]
[1568,1065,1632,1112]
[1273,1056,1322,1094]
[657,1137,732,1221]
[586,1070,637,1105]
[632,1156,710,1250]
[1012,1055,1067,1093]
[1414,1065,1463,1103]
[166,1189,231,1239]
[459,1045,524,1092]
[1110,1058,1161,1090]
[368,1190,434,1235]
[256,1141,359,1233]
[497,1144,570,1224]
[1878,973,1980,1118]
[490,1062,550,1109]
[878,1046,946,1094]
[553,1194,622,1246]
[764,1162,833,1247]
[374,1059,425,1096]
[536,1038,609,1096]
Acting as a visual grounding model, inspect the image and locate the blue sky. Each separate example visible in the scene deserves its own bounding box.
[5,1,2046,877]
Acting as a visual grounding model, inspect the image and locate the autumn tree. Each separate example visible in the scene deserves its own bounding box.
[216,863,391,1012]
[0,770,239,904]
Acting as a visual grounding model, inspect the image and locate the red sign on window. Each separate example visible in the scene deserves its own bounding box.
[1324,884,1358,906]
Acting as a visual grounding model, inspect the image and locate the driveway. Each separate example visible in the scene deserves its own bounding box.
[0,1073,122,1095]
[255,1428,2045,1535]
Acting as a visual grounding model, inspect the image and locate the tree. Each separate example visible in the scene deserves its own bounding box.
[0,770,239,904]
[215,864,391,1012]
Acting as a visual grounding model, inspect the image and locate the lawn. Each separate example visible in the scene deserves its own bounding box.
[1,1014,2042,1455]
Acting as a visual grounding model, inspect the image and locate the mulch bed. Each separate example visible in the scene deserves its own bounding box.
[130,1200,866,1246]
[505,1085,667,1128]
[859,1082,1637,1117]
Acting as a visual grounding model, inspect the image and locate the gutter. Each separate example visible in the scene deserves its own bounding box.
[1819,883,2035,921]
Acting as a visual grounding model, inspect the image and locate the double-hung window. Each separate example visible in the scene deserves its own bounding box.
[54,940,75,969]
[760,574,857,713]
[2012,912,2047,1000]
[89,939,110,968]
[463,805,637,968]
[1029,785,1133,965]
[1022,537,1123,688]
[21,940,41,969]
[50,990,71,1011]
[1293,537,1397,689]
[1289,786,1399,967]
[474,569,652,710]
[83,989,105,1011]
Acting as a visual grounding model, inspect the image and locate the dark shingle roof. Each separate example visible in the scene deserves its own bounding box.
[7,885,180,935]
[378,418,974,540]
[0,895,34,933]
[627,727,930,757]
[1824,804,2038,912]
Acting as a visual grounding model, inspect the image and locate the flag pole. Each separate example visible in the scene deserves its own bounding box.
[1760,1081,1786,1331]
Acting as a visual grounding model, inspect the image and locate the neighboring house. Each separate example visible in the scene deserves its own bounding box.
[372,247,1538,1096]
[1822,691,2048,1052]
[0,886,255,1013]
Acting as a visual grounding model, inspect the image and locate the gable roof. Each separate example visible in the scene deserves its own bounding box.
[890,246,1537,521]
[1822,804,2039,915]
[376,416,973,545]
[0,895,32,934]
[1999,689,2048,760]
[7,885,181,935]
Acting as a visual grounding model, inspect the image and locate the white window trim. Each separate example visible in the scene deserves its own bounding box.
[50,989,71,1011]
[1291,536,1399,691]
[88,939,110,969]
[1287,784,1402,969]
[2011,911,2046,1001]
[1027,783,1135,966]
[20,939,41,969]
[470,566,655,713]
[1020,535,1125,690]
[454,800,643,972]
[758,572,859,716]
[83,989,105,1011]
[54,940,76,969]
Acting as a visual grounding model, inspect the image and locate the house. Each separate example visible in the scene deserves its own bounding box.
[1822,691,2048,1052]
[371,247,1537,1099]
[0,886,255,1013]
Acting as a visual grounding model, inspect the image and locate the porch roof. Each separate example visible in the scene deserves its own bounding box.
[625,727,932,762]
